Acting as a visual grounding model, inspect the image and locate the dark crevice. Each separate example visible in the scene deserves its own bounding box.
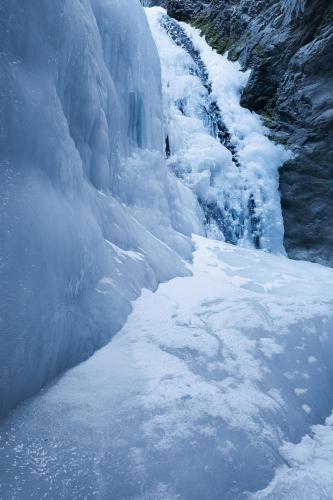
[165,135,171,158]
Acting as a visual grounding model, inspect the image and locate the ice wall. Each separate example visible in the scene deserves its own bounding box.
[0,0,202,416]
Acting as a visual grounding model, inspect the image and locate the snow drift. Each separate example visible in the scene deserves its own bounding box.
[0,0,202,416]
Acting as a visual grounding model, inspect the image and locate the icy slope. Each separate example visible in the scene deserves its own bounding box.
[146,8,290,252]
[0,0,202,416]
[1,236,333,499]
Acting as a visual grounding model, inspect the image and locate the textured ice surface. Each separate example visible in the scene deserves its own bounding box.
[0,0,202,415]
[146,8,290,252]
[1,236,333,499]
[253,413,333,499]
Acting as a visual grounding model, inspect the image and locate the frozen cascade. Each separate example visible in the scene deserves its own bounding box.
[159,14,245,246]
[0,0,290,418]
[146,7,291,252]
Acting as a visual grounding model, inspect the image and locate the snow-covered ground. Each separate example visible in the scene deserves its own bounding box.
[1,236,333,499]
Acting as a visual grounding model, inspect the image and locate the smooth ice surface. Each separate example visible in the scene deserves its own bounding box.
[1,236,333,499]
[0,0,202,415]
[146,8,291,252]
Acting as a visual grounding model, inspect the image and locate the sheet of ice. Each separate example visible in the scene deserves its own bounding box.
[0,0,202,416]
[1,236,333,499]
[146,8,291,252]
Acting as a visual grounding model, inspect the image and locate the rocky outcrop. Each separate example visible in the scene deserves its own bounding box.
[149,0,333,266]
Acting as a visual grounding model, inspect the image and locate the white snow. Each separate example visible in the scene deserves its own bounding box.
[253,413,333,499]
[1,236,333,498]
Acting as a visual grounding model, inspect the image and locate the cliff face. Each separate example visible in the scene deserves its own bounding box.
[151,0,333,266]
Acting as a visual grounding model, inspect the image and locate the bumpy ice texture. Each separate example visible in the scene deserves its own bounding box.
[0,0,202,416]
[146,7,290,252]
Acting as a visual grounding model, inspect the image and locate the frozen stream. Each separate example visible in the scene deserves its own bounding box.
[1,236,333,499]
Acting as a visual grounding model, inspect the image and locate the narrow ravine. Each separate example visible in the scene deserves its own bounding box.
[1,3,333,500]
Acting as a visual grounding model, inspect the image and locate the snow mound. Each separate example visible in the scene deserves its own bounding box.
[252,413,333,499]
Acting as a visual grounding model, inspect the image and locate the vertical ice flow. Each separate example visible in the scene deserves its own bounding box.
[146,7,291,252]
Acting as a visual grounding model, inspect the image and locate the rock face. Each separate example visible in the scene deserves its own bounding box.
[149,0,333,266]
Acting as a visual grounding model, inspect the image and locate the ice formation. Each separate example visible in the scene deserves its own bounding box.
[146,8,291,252]
[0,0,202,416]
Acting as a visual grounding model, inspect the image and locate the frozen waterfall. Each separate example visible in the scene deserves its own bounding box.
[1,1,333,499]
[146,7,291,252]
[0,0,291,417]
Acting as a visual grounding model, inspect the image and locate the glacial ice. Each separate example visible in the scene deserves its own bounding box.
[1,236,333,499]
[0,0,202,416]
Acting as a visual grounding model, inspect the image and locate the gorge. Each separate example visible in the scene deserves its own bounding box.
[0,1,332,498]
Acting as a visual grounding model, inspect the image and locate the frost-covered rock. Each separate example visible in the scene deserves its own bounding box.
[0,0,202,416]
